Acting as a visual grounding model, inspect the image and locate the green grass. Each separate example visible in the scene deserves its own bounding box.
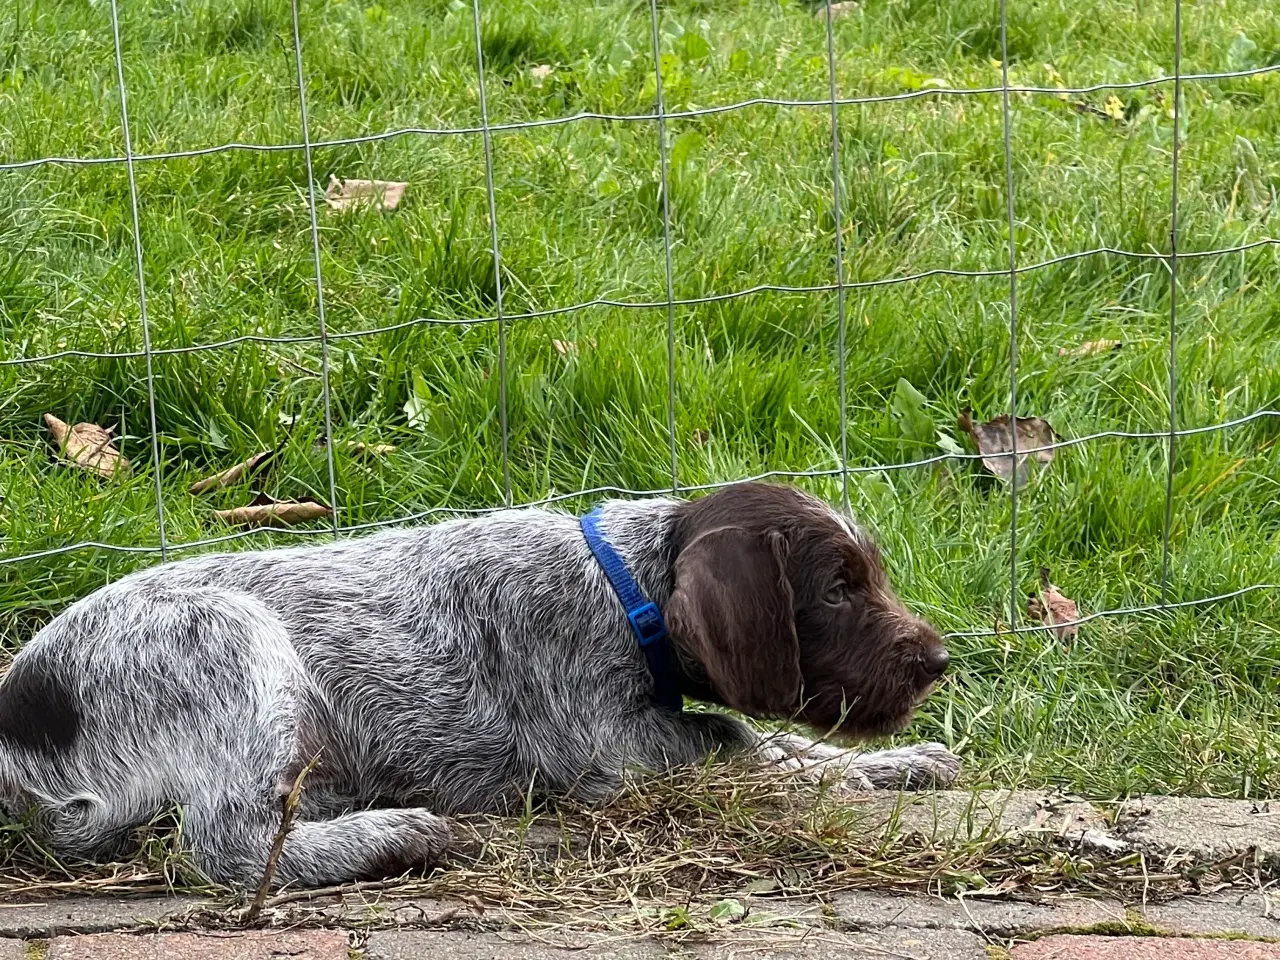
[0,0,1278,800]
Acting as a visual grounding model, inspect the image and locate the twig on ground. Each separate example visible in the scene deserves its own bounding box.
[242,753,321,923]
[260,877,410,911]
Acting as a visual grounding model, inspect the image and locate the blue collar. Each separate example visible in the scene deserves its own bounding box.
[580,507,682,713]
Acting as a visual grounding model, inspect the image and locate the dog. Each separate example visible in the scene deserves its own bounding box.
[0,482,958,886]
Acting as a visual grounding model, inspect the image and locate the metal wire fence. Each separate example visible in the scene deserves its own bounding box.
[1,0,1278,643]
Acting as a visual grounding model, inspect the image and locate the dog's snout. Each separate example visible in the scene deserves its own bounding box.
[921,645,950,680]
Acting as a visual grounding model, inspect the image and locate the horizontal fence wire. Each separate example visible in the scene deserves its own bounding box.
[1,25,1277,645]
[2,63,1278,173]
[941,583,1280,640]
[3,239,1278,366]
[3,407,1278,565]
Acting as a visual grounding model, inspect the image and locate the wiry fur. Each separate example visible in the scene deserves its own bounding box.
[0,483,959,886]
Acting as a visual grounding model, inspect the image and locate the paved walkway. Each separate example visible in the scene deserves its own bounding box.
[4,788,1277,957]
[10,925,1280,959]
[2,889,1278,959]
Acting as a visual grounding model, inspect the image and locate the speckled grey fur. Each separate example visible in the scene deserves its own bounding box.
[0,491,959,886]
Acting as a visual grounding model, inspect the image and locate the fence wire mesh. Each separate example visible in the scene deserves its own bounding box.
[1,0,1277,649]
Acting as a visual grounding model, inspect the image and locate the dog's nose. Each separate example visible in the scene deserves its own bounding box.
[922,646,950,679]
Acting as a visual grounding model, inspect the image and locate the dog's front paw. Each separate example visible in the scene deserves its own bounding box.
[849,742,961,791]
[894,742,961,790]
[758,738,875,792]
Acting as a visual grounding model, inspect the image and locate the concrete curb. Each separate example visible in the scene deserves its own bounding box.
[855,789,1279,872]
[2,890,1276,942]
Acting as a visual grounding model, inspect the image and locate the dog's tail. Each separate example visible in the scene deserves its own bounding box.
[0,666,34,815]
[0,735,26,824]
[0,745,18,802]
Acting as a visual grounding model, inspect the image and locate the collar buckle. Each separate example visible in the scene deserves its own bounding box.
[628,602,667,647]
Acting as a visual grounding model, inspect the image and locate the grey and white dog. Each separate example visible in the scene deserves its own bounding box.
[0,482,958,886]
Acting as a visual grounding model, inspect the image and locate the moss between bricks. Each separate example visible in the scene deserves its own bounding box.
[1016,907,1280,945]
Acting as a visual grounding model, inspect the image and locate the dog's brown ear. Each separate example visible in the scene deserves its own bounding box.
[665,526,801,718]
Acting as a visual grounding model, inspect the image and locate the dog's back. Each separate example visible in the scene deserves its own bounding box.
[0,503,677,862]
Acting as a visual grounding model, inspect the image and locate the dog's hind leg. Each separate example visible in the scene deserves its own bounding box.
[0,586,299,868]
[181,800,453,886]
[4,584,453,887]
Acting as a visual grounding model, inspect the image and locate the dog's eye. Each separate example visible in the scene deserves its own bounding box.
[823,583,848,605]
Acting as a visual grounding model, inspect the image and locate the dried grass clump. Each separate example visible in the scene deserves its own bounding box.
[0,758,1246,915]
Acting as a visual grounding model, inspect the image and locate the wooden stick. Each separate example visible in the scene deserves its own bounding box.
[243,754,320,923]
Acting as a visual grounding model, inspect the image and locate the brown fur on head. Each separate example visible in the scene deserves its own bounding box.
[665,482,948,739]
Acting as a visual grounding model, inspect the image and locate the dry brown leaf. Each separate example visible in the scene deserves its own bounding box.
[324,176,408,212]
[189,450,276,496]
[1028,567,1080,643]
[213,496,332,529]
[814,0,859,18]
[44,414,131,479]
[958,409,1059,486]
[1059,339,1122,358]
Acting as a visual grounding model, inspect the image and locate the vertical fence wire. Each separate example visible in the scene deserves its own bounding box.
[108,0,169,560]
[822,0,852,513]
[647,0,680,494]
[470,0,513,506]
[288,0,341,535]
[998,0,1020,626]
[1160,0,1183,604]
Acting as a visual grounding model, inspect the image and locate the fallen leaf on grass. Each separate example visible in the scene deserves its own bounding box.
[44,414,130,479]
[1059,339,1122,358]
[1102,95,1126,121]
[708,898,746,923]
[213,495,332,529]
[1227,31,1258,71]
[404,371,431,431]
[312,438,398,458]
[814,0,858,19]
[1230,136,1269,219]
[324,176,408,212]
[345,441,397,457]
[551,337,597,356]
[189,449,276,496]
[890,378,935,445]
[1027,568,1080,643]
[958,409,1059,485]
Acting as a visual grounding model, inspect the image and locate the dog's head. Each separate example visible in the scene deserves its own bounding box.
[666,482,947,738]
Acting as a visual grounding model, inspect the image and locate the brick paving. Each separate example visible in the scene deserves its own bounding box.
[0,928,1277,959]
[1,881,1278,959]
[1012,936,1280,960]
